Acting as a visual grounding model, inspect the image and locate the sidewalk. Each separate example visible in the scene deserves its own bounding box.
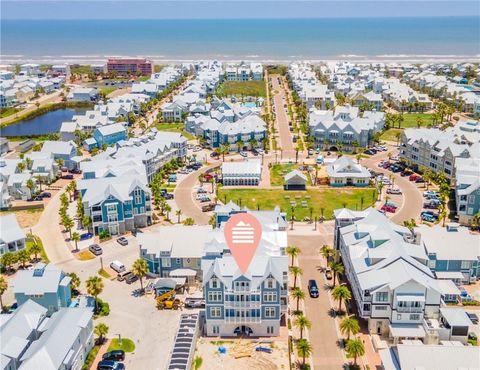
[90,339,112,370]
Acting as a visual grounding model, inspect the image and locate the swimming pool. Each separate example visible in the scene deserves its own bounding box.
[242,102,257,108]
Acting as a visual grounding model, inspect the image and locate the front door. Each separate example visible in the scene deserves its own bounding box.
[109,224,119,236]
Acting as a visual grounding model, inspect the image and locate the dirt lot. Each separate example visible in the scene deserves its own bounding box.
[1,208,43,228]
[195,337,289,370]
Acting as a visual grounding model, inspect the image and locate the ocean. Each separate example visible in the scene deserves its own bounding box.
[1,17,479,63]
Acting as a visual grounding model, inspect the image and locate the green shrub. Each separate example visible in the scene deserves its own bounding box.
[98,229,110,241]
[95,298,110,317]
[82,345,101,370]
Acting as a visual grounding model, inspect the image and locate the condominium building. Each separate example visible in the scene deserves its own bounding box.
[107,58,154,76]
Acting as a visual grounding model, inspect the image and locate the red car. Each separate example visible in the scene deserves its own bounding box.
[381,204,397,213]
[409,174,418,181]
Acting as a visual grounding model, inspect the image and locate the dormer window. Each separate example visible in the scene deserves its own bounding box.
[265,277,275,289]
[210,278,219,289]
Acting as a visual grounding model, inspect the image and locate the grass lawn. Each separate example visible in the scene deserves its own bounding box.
[99,86,117,96]
[217,187,377,220]
[26,234,49,263]
[0,107,21,118]
[215,80,266,97]
[108,338,136,353]
[77,250,95,261]
[98,268,111,279]
[380,128,402,143]
[1,208,43,228]
[155,123,195,140]
[270,164,311,186]
[395,113,434,128]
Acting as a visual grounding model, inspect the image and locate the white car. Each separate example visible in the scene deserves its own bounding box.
[239,151,248,157]
[382,178,392,185]
[387,187,402,194]
[390,156,400,161]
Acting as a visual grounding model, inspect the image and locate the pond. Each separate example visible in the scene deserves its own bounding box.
[0,108,87,137]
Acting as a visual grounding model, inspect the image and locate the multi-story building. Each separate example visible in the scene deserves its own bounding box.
[455,156,480,225]
[0,299,94,370]
[107,57,154,76]
[202,208,288,337]
[89,123,127,150]
[13,263,72,315]
[221,160,262,186]
[334,208,442,342]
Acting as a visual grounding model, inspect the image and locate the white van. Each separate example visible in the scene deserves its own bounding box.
[110,260,125,273]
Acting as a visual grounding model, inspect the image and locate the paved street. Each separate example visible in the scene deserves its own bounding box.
[271,75,295,158]
[290,224,345,370]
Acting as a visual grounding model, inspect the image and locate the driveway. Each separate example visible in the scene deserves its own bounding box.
[174,163,220,225]
[361,149,423,224]
[271,75,295,159]
[289,223,345,370]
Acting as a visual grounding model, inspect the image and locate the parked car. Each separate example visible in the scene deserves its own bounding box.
[423,191,439,198]
[210,151,219,158]
[325,268,333,280]
[239,151,248,157]
[292,135,297,143]
[184,299,206,308]
[117,270,132,282]
[197,188,207,194]
[256,149,264,155]
[308,149,314,155]
[423,200,441,209]
[116,237,128,246]
[390,165,402,173]
[125,273,139,284]
[409,174,418,181]
[415,177,425,183]
[201,203,215,212]
[381,204,397,213]
[364,149,376,155]
[199,197,211,203]
[400,170,413,177]
[421,213,436,222]
[386,187,402,194]
[382,178,392,185]
[467,312,479,325]
[88,244,103,256]
[39,192,52,198]
[62,174,74,180]
[102,350,125,362]
[97,360,125,370]
[80,233,93,241]
[308,279,319,298]
[110,261,125,273]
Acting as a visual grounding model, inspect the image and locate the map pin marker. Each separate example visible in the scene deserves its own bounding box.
[224,213,262,274]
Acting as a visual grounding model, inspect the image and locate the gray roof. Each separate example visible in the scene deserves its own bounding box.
[13,263,65,295]
[440,307,473,327]
[0,214,26,244]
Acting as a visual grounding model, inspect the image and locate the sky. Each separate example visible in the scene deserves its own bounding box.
[1,0,479,19]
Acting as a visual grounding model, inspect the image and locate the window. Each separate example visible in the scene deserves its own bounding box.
[264,307,276,318]
[133,189,142,204]
[175,258,181,265]
[375,306,387,311]
[265,278,275,289]
[210,278,219,289]
[397,314,402,320]
[375,292,389,302]
[263,292,277,302]
[468,195,475,204]
[267,326,274,334]
[161,258,171,268]
[428,259,436,268]
[410,314,421,320]
[461,261,471,269]
[208,291,223,302]
[106,204,116,213]
[210,307,221,318]
[212,325,219,334]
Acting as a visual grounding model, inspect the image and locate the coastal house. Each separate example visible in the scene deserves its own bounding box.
[326,156,371,186]
[138,225,212,281]
[417,223,480,284]
[334,208,442,343]
[77,176,152,235]
[0,180,11,209]
[0,214,26,255]
[0,137,10,156]
[40,140,78,170]
[68,87,99,102]
[201,208,288,337]
[454,156,480,226]
[221,160,262,186]
[283,170,307,190]
[90,123,127,149]
[13,263,72,315]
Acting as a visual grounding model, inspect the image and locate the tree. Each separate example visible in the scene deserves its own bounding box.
[68,272,81,294]
[94,323,109,344]
[294,314,311,339]
[82,215,92,232]
[0,276,7,311]
[26,179,35,195]
[291,287,305,312]
[395,131,401,146]
[1,252,16,272]
[340,315,360,340]
[296,338,313,367]
[164,203,172,221]
[62,215,74,239]
[289,266,303,289]
[176,209,182,223]
[332,284,352,313]
[17,162,26,172]
[286,246,301,266]
[320,245,334,264]
[17,249,30,268]
[71,232,80,251]
[132,259,148,292]
[221,143,230,162]
[328,261,344,287]
[27,240,42,262]
[403,218,417,232]
[236,139,244,152]
[86,276,104,312]
[60,193,69,208]
[346,338,365,366]
[183,217,195,225]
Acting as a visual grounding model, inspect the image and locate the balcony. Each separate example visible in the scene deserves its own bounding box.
[224,301,261,309]
[396,306,423,313]
[224,316,261,323]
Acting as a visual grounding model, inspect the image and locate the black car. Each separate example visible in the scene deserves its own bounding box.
[467,312,479,324]
[88,244,103,256]
[210,151,219,157]
[308,279,319,298]
[97,360,125,370]
[40,192,52,198]
[102,350,125,362]
[364,149,376,155]
[63,174,74,180]
[125,273,139,284]
[116,237,128,246]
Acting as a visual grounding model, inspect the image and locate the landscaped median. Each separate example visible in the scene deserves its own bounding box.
[217,187,377,220]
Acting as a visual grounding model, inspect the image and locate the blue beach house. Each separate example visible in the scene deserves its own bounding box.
[93,123,127,148]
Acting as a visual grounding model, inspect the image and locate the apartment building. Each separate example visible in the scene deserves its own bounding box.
[334,208,443,342]
[107,57,154,76]
[202,208,288,337]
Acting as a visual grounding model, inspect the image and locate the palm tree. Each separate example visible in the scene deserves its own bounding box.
[291,287,305,312]
[27,240,42,262]
[132,259,148,292]
[221,143,230,162]
[331,284,352,314]
[286,245,301,266]
[94,323,109,344]
[296,338,313,367]
[1,253,16,272]
[176,209,182,223]
[86,276,104,312]
[320,245,334,265]
[340,315,360,340]
[294,314,312,339]
[17,162,26,172]
[62,215,74,239]
[236,139,244,152]
[395,131,401,146]
[82,215,92,233]
[17,249,30,269]
[164,203,172,221]
[68,272,81,294]
[328,261,344,287]
[346,338,365,366]
[0,276,8,311]
[71,232,80,251]
[289,266,303,289]
[35,175,43,192]
[26,179,35,196]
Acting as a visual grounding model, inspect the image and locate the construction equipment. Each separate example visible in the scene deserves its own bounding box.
[156,289,184,310]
